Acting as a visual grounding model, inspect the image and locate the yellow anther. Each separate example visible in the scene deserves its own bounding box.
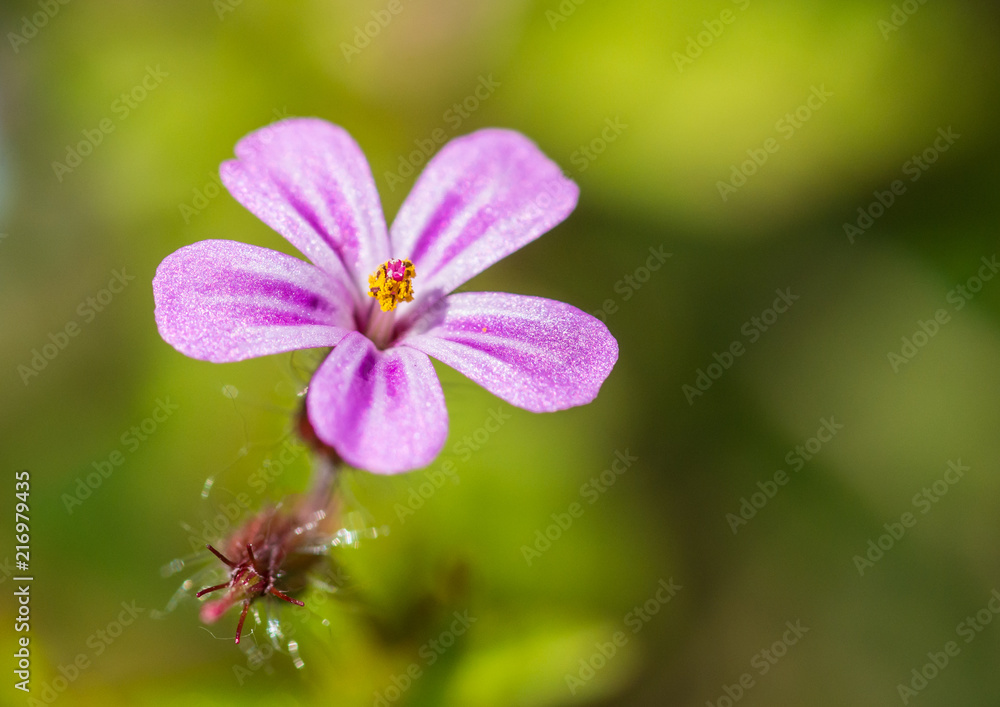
[368,259,416,312]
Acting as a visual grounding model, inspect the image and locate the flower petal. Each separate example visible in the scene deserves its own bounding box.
[221,118,390,301]
[306,332,447,474]
[400,292,617,412]
[153,240,352,363]
[390,129,578,321]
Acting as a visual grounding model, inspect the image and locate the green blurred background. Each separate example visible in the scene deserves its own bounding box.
[3,0,1000,705]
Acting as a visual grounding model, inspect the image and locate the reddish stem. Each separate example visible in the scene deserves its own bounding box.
[269,586,305,606]
[196,582,230,599]
[206,544,237,568]
[235,601,250,644]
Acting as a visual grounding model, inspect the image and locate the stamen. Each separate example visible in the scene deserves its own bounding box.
[367,258,415,312]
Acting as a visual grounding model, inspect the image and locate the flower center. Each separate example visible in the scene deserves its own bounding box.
[368,258,415,313]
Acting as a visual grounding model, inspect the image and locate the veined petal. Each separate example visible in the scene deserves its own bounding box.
[389,129,578,322]
[153,240,352,363]
[221,118,390,302]
[400,292,617,412]
[306,332,447,474]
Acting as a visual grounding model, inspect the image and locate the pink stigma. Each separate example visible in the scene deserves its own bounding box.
[386,259,406,281]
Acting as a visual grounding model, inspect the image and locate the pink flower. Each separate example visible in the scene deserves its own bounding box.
[153,119,618,473]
